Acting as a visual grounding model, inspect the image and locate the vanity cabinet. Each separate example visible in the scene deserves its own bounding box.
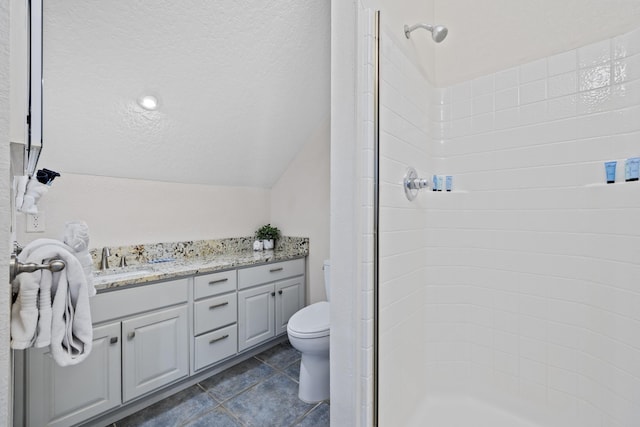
[23,278,189,427]
[238,283,276,351]
[192,271,238,372]
[25,322,121,427]
[237,259,305,351]
[122,305,189,402]
[19,259,305,427]
[274,276,305,336]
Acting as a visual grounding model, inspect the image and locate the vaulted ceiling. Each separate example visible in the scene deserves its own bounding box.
[41,0,330,187]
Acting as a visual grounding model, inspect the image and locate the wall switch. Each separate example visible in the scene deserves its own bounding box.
[26,212,45,232]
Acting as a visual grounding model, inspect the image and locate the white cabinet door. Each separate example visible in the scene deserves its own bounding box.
[122,305,189,402]
[237,283,275,351]
[26,322,121,427]
[275,276,305,336]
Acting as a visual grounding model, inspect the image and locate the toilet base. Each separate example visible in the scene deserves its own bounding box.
[298,353,330,403]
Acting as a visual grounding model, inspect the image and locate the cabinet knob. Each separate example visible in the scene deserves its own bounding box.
[278,290,283,295]
[128,331,135,340]
[110,337,118,345]
[271,292,276,297]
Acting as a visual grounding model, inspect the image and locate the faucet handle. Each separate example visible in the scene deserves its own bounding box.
[100,247,111,270]
[119,255,127,267]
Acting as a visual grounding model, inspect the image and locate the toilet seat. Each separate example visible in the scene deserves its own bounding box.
[287,301,330,339]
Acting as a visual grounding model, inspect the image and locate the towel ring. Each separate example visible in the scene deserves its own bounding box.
[10,254,66,282]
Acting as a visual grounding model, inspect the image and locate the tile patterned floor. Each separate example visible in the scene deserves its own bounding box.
[112,341,329,427]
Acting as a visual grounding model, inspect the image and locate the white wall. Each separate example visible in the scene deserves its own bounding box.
[270,120,330,304]
[434,0,640,86]
[424,27,640,426]
[16,136,331,302]
[330,0,363,425]
[16,174,271,247]
[0,0,12,423]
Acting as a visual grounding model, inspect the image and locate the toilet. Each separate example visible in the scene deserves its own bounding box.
[287,260,330,403]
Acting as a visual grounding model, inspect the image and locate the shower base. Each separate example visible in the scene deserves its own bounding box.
[407,393,545,427]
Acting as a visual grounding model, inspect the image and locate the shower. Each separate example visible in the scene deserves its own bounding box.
[404,23,448,42]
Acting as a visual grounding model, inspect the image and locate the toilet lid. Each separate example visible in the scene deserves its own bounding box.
[287,301,330,338]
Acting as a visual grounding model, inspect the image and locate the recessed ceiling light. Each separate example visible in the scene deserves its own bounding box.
[138,95,159,110]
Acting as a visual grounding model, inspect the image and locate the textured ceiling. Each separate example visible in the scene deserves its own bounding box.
[40,0,330,187]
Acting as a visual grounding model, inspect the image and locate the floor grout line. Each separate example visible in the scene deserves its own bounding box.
[288,401,324,427]
[115,342,325,427]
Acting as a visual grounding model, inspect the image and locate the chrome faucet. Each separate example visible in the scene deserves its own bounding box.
[100,247,110,270]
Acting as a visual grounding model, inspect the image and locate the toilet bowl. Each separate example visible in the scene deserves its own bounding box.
[287,260,331,403]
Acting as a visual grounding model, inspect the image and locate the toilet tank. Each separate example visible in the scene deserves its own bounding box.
[323,260,330,302]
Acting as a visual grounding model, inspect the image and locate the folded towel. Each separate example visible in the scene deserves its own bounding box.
[19,178,48,214]
[63,221,95,296]
[11,240,93,366]
[11,270,41,349]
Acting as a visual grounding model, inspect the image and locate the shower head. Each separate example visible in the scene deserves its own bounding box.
[404,23,448,43]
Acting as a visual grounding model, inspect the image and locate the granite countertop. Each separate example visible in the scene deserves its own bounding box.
[91,237,308,292]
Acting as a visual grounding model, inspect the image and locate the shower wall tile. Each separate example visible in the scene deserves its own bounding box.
[431,26,640,427]
[472,74,495,97]
[548,50,578,76]
[356,6,375,426]
[519,58,548,83]
[377,26,435,427]
[548,72,577,98]
[494,87,519,111]
[452,81,472,102]
[613,27,640,58]
[494,66,520,91]
[520,80,547,105]
[578,39,611,68]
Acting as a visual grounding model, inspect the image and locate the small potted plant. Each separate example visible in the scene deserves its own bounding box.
[255,224,281,250]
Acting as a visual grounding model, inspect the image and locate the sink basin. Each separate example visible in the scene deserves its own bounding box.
[94,269,153,282]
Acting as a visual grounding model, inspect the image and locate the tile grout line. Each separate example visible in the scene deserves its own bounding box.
[288,401,324,427]
[116,342,322,427]
[201,368,280,406]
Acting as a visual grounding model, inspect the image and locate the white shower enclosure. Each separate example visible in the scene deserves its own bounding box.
[369,9,640,427]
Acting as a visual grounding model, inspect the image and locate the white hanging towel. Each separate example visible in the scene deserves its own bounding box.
[16,238,96,296]
[11,240,93,366]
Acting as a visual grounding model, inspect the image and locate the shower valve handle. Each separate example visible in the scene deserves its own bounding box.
[406,178,428,190]
[403,167,429,201]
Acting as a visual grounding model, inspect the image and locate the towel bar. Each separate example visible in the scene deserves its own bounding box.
[10,253,66,282]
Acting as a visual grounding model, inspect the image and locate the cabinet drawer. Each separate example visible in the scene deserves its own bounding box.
[237,259,304,290]
[92,278,188,324]
[193,270,237,300]
[194,293,237,335]
[194,324,238,371]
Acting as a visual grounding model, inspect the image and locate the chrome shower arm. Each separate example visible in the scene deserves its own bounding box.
[404,23,433,38]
